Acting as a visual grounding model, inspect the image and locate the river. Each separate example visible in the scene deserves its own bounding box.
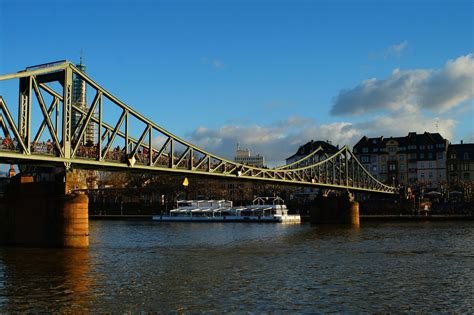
[0,220,473,312]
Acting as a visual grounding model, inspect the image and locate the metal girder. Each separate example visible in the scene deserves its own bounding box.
[0,61,398,194]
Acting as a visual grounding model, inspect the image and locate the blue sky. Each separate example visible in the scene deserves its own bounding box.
[0,0,473,165]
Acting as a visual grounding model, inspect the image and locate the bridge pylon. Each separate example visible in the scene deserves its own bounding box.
[310,192,360,225]
[0,169,89,248]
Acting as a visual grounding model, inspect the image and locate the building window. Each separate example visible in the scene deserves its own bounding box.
[429,172,433,178]
[399,155,405,161]
[399,146,406,151]
[428,145,434,150]
[372,165,377,172]
[438,153,444,160]
[449,164,455,171]
[400,174,405,180]
[464,173,470,180]
[361,156,370,163]
[381,166,386,173]
[389,164,396,171]
[450,153,457,159]
[373,148,379,152]
[428,152,433,159]
[400,164,405,171]
[420,145,425,150]
[420,153,425,159]
[353,148,357,153]
[421,172,425,178]
[372,155,377,162]
[421,162,425,169]
[381,156,386,162]
[464,153,469,160]
[429,162,433,168]
[408,145,417,150]
[362,147,368,153]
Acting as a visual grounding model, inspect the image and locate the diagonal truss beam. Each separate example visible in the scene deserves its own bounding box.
[0,62,397,194]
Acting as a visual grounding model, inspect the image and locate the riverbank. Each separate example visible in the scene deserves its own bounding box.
[360,214,474,221]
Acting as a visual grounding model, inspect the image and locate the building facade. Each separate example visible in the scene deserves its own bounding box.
[234,143,265,167]
[353,132,448,187]
[286,140,339,167]
[447,142,474,182]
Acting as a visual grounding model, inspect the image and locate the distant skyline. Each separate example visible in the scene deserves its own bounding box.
[0,0,473,165]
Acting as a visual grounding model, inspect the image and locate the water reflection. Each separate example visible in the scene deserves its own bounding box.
[0,221,473,312]
[0,248,94,312]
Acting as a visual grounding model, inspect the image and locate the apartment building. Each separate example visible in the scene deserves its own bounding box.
[353,132,448,187]
[447,142,474,182]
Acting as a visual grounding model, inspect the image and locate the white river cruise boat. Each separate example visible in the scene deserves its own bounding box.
[152,197,301,223]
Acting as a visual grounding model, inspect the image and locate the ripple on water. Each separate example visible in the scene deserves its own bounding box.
[0,221,473,312]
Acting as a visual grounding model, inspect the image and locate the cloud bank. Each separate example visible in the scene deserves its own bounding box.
[186,54,469,166]
[332,54,474,116]
[187,112,456,166]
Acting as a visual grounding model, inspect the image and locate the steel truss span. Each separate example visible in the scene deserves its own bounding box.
[0,61,396,194]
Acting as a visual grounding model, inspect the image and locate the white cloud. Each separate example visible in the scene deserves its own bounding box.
[385,40,408,58]
[212,59,224,69]
[369,40,409,60]
[186,114,457,166]
[418,54,474,112]
[332,54,474,116]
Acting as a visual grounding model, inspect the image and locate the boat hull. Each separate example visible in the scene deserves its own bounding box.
[152,215,301,223]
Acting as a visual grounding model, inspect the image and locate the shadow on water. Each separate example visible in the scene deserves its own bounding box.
[0,247,95,312]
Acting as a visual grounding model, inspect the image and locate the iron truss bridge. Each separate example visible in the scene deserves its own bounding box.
[0,61,396,194]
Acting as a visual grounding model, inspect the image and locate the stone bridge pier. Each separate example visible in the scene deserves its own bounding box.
[310,192,360,225]
[0,170,89,248]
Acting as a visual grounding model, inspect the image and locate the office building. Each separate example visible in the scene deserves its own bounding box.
[72,56,97,145]
[234,143,265,167]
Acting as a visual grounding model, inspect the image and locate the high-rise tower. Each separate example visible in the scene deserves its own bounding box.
[72,54,97,145]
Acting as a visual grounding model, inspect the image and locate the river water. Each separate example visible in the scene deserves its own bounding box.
[0,220,473,312]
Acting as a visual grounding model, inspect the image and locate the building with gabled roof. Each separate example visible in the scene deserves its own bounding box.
[285,140,338,167]
[447,141,474,182]
[353,132,448,187]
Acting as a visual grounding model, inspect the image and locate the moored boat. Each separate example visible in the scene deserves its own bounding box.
[152,197,300,223]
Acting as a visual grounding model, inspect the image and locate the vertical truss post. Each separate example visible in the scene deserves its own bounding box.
[52,98,59,139]
[125,112,129,155]
[189,148,193,170]
[169,139,174,168]
[98,94,102,161]
[62,67,73,159]
[18,77,32,153]
[332,160,335,184]
[345,149,349,187]
[149,127,153,166]
[351,158,355,187]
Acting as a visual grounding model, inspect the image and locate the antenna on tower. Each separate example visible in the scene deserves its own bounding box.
[80,49,84,65]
